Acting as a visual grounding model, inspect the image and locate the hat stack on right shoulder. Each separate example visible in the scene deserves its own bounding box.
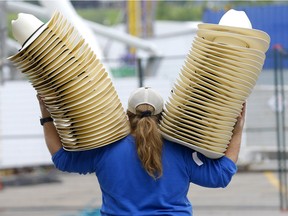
[160,9,270,159]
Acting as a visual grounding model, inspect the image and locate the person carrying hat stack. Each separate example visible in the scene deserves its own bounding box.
[37,86,245,215]
[9,8,249,216]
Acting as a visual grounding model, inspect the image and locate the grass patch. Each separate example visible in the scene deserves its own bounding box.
[76,8,123,26]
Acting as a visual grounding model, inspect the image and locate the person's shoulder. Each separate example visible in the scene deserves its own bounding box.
[98,134,134,151]
[114,134,134,146]
[163,137,194,153]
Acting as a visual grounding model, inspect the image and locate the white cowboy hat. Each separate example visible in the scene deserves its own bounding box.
[198,9,270,43]
[12,13,46,50]
[11,12,62,52]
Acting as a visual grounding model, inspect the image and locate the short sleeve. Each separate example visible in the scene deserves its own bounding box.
[185,151,237,188]
[52,147,102,174]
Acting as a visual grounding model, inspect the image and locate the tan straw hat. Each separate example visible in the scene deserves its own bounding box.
[160,9,270,158]
[8,11,130,150]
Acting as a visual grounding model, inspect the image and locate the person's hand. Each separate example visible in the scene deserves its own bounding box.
[225,102,247,162]
[232,102,246,136]
[37,94,50,118]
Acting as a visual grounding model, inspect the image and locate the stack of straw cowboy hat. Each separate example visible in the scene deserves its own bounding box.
[8,12,130,151]
[8,9,270,159]
[160,9,270,158]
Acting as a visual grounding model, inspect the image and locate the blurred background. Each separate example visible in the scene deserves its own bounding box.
[0,0,288,216]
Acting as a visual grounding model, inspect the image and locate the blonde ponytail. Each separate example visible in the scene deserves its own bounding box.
[127,104,163,179]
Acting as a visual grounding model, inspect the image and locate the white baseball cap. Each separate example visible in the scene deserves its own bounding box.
[128,87,164,115]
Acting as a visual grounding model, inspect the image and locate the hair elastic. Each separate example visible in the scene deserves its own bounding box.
[140,110,152,118]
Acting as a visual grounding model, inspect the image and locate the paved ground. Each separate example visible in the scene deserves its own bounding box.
[0,170,287,216]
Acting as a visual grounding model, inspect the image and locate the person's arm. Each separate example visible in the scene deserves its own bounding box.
[37,94,62,155]
[187,103,246,188]
[37,94,100,174]
[225,102,247,163]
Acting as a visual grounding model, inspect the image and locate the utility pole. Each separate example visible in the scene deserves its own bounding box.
[0,0,7,85]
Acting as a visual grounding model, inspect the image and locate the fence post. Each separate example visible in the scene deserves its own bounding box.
[273,46,288,211]
[137,57,143,87]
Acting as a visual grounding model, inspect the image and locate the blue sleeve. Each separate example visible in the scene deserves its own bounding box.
[186,151,237,188]
[52,147,102,174]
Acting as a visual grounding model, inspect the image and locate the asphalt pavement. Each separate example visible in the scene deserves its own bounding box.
[0,170,287,216]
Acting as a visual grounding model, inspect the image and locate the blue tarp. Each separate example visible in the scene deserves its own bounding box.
[203,5,288,69]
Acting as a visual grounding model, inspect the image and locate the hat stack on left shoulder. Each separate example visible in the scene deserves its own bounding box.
[160,9,270,159]
[8,12,130,151]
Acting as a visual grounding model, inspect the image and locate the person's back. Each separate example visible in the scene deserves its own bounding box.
[40,87,245,215]
[53,133,236,215]
[92,135,193,215]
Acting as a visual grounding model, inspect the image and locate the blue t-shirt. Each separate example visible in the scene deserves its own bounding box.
[52,134,237,216]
